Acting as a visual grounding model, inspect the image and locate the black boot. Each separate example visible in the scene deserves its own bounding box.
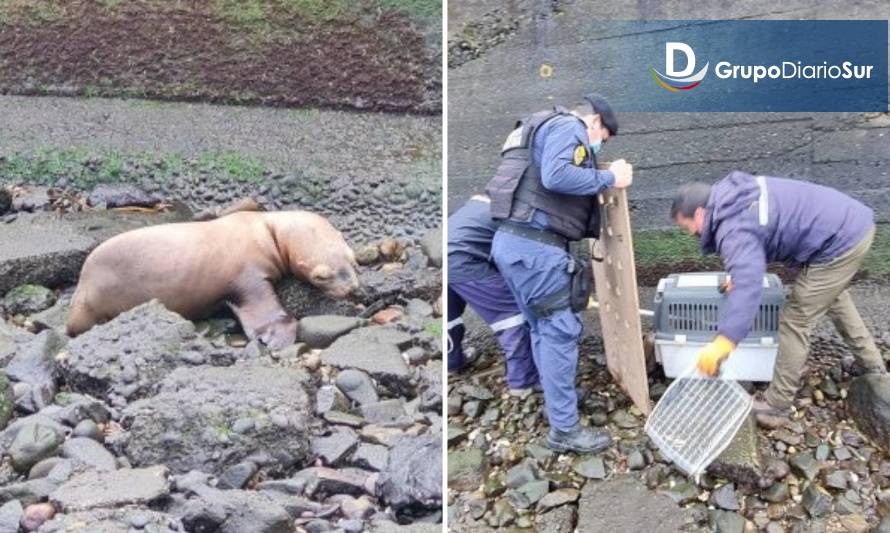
[546,423,612,454]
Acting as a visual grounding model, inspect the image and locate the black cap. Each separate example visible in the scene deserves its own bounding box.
[583,93,618,136]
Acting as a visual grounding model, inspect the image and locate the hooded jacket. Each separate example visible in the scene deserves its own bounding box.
[700,171,874,343]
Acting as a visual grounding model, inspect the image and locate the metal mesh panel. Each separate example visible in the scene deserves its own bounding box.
[644,370,753,481]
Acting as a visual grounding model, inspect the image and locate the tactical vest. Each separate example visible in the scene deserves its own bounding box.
[485,106,600,241]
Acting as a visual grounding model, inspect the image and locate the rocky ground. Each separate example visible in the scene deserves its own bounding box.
[447,283,890,533]
[0,184,445,532]
[0,0,441,113]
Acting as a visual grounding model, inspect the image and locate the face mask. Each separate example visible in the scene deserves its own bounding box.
[589,140,602,155]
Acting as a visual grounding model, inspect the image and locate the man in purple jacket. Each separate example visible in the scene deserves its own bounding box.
[672,172,887,428]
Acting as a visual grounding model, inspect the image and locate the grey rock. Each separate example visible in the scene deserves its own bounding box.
[316,385,349,415]
[627,449,646,471]
[538,504,576,533]
[61,437,116,471]
[708,415,763,489]
[801,484,833,517]
[2,284,55,316]
[6,329,65,412]
[28,456,65,480]
[661,482,698,505]
[321,326,413,391]
[847,373,890,452]
[299,315,362,349]
[123,365,311,475]
[834,446,853,461]
[60,300,234,402]
[8,420,63,472]
[218,461,258,490]
[29,290,72,332]
[815,443,830,461]
[419,227,442,268]
[50,465,170,512]
[87,183,159,209]
[311,427,359,466]
[295,466,374,498]
[790,453,821,481]
[39,506,184,532]
[404,346,429,365]
[574,456,606,480]
[537,487,579,511]
[170,484,290,533]
[351,443,389,472]
[710,483,739,511]
[377,434,441,512]
[72,419,101,441]
[761,480,788,503]
[506,459,539,488]
[0,499,22,533]
[323,410,365,427]
[360,399,408,424]
[0,476,57,506]
[405,299,433,319]
[579,476,685,532]
[823,469,848,490]
[48,392,110,427]
[336,369,379,405]
[507,480,548,509]
[710,510,745,533]
[447,448,484,491]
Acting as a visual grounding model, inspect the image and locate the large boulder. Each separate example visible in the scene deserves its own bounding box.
[577,476,686,532]
[847,373,890,452]
[377,433,442,515]
[321,326,415,392]
[58,300,234,403]
[277,263,441,319]
[169,482,292,533]
[1,284,56,316]
[122,365,312,475]
[38,506,184,533]
[50,465,170,512]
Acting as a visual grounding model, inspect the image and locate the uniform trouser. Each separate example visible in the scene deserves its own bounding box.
[447,275,539,389]
[491,230,581,430]
[764,226,887,408]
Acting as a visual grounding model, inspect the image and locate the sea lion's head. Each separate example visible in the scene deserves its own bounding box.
[281,212,361,299]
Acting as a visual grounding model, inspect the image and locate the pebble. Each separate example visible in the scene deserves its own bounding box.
[573,456,606,480]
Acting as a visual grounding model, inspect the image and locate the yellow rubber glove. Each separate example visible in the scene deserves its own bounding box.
[696,335,736,377]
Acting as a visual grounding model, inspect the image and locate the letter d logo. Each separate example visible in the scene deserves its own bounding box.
[650,42,709,92]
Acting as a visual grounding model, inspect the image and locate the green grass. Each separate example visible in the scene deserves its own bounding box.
[377,0,441,19]
[424,320,442,339]
[633,224,890,281]
[0,0,65,25]
[0,147,270,188]
[633,229,715,267]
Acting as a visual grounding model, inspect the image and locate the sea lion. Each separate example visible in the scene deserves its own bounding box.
[66,210,360,348]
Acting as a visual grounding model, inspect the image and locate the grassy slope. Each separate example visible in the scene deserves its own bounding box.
[0,0,441,111]
[634,225,890,282]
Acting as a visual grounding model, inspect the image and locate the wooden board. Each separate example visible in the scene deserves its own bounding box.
[590,188,651,415]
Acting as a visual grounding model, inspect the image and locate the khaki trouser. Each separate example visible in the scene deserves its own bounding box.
[764,226,887,408]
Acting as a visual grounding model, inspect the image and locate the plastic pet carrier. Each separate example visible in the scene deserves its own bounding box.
[653,272,784,381]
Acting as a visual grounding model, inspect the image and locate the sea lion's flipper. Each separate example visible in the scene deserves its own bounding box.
[227,280,298,350]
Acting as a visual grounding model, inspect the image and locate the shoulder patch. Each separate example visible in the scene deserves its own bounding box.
[573,144,587,166]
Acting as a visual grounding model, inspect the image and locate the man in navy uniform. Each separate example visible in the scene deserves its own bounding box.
[447,195,538,395]
[485,95,633,453]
